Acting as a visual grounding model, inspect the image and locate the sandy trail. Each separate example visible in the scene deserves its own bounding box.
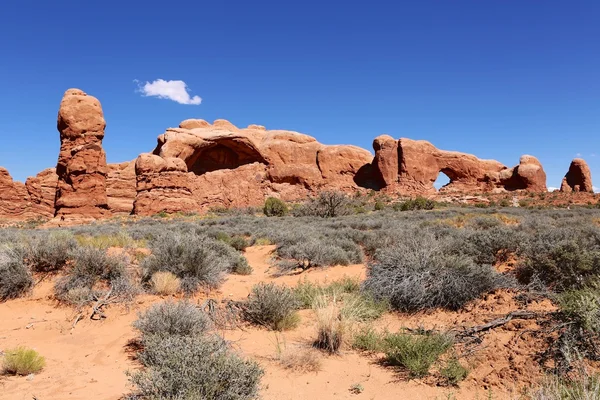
[0,245,548,399]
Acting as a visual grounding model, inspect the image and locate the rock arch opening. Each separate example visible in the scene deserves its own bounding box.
[434,170,452,191]
[186,139,267,175]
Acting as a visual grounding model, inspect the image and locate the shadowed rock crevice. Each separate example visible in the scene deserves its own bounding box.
[187,140,266,175]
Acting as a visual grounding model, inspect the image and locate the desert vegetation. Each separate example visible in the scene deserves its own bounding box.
[3,194,600,398]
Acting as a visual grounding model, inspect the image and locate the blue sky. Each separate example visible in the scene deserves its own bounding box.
[1,1,599,189]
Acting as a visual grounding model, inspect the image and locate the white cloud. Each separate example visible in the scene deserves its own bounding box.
[594,186,599,193]
[548,186,559,192]
[136,79,201,105]
[576,153,582,157]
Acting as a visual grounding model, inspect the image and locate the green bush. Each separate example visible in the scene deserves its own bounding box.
[263,197,288,217]
[440,357,469,385]
[2,346,45,375]
[129,334,263,400]
[0,247,33,301]
[352,326,384,352]
[133,301,212,338]
[394,197,436,212]
[384,332,453,377]
[244,282,300,330]
[229,235,249,251]
[559,289,600,333]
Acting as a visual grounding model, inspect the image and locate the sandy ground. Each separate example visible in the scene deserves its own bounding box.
[0,245,554,400]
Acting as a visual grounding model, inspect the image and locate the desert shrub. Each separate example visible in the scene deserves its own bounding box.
[263,197,288,217]
[276,237,363,272]
[244,283,300,330]
[25,230,78,272]
[532,372,600,400]
[293,191,353,218]
[0,247,33,301]
[517,229,600,291]
[150,271,181,295]
[129,334,263,400]
[440,357,469,385]
[229,235,249,251]
[559,289,600,334]
[352,326,385,352]
[54,247,132,304]
[2,346,45,375]
[142,232,246,291]
[394,197,436,212]
[133,301,212,338]
[364,234,510,311]
[544,288,600,374]
[453,226,524,265]
[384,332,453,377]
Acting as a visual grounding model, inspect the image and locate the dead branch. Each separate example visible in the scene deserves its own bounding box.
[457,310,539,338]
[90,286,113,320]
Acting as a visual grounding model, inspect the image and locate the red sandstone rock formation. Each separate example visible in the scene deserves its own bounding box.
[0,168,57,220]
[370,136,547,193]
[140,119,374,211]
[560,158,593,193]
[106,161,136,214]
[24,168,58,218]
[54,89,108,222]
[133,153,198,215]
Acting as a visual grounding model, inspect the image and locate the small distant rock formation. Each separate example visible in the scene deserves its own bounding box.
[54,89,109,223]
[370,137,547,193]
[560,158,593,193]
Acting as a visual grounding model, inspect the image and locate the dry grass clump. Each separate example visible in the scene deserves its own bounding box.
[150,271,180,295]
[532,370,600,400]
[273,335,321,373]
[2,346,46,375]
[75,232,146,249]
[312,294,350,353]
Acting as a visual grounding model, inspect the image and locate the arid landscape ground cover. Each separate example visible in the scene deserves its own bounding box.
[2,194,600,399]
